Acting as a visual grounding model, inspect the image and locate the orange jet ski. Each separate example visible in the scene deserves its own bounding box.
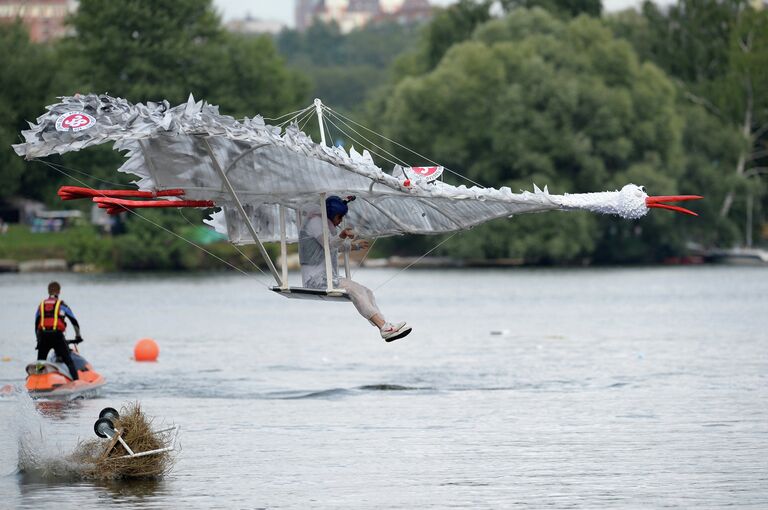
[26,339,106,400]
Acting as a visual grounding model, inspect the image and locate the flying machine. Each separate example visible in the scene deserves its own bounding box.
[13,94,701,300]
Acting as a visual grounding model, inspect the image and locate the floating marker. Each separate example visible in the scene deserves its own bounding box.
[134,338,159,362]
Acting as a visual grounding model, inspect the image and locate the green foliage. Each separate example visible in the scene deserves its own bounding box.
[372,9,692,262]
[3,0,308,210]
[421,0,493,70]
[500,0,601,18]
[639,0,746,84]
[65,225,115,269]
[0,223,90,261]
[0,22,61,201]
[65,0,308,116]
[64,0,223,104]
[614,1,768,246]
[276,21,419,113]
[111,211,189,270]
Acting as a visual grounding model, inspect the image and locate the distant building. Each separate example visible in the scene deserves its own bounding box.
[296,0,434,33]
[0,0,77,42]
[225,14,286,35]
[377,0,433,25]
[295,0,322,32]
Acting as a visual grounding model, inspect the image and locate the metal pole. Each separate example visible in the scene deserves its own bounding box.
[746,192,753,248]
[117,436,135,457]
[343,217,351,279]
[203,138,282,285]
[314,98,327,147]
[279,205,288,288]
[320,193,334,292]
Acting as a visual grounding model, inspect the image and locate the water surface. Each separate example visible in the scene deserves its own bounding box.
[1,266,766,508]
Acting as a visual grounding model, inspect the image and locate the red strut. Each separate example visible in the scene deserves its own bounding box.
[93,197,215,216]
[58,186,185,200]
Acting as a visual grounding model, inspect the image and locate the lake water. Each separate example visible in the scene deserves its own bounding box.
[1,266,767,509]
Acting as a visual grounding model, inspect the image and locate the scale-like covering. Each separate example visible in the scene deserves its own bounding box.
[14,94,651,243]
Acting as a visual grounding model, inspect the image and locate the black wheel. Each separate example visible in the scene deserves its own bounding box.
[94,417,115,438]
[99,407,119,421]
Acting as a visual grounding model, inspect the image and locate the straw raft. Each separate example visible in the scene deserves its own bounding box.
[71,402,175,479]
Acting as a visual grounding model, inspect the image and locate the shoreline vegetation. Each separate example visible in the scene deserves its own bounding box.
[0,224,719,274]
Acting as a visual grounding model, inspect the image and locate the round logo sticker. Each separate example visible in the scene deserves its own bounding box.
[55,111,96,132]
[407,166,444,182]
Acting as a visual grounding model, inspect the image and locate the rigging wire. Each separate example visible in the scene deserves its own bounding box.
[176,209,268,276]
[372,231,460,292]
[298,108,316,133]
[35,158,270,285]
[350,236,377,278]
[323,115,406,171]
[263,105,314,124]
[32,159,136,188]
[318,106,469,291]
[322,105,486,188]
[278,106,315,129]
[322,108,411,169]
[324,117,334,147]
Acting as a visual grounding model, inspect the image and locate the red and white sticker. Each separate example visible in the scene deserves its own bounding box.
[407,165,443,182]
[55,111,96,132]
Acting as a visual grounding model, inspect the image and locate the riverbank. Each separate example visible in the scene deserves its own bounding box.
[1,224,763,273]
[0,224,275,273]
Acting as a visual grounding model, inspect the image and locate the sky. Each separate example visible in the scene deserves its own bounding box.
[212,0,649,25]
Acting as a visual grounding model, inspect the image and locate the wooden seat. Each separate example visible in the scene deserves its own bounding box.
[270,286,351,301]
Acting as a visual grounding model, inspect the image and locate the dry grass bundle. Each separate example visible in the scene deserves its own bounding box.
[71,402,176,480]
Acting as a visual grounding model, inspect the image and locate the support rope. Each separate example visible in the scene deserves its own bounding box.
[372,231,459,292]
[322,105,485,188]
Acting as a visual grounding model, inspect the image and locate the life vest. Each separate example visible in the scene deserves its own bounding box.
[38,297,66,332]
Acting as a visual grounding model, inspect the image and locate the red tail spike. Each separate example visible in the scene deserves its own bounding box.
[57,186,186,201]
[92,197,215,211]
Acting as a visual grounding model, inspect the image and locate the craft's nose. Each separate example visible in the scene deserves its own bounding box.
[645,195,703,216]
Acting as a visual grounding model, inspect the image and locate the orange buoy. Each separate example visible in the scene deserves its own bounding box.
[134,338,159,362]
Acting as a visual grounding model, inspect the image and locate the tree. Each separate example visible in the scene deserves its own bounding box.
[276,21,420,113]
[65,0,308,116]
[0,22,61,201]
[500,0,602,18]
[624,1,768,246]
[24,0,310,213]
[64,0,222,104]
[372,8,693,263]
[420,0,493,70]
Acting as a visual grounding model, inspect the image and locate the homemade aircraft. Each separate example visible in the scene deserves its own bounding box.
[14,94,701,300]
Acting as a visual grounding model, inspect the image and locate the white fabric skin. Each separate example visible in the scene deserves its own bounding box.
[337,277,382,321]
[299,215,346,288]
[299,215,382,321]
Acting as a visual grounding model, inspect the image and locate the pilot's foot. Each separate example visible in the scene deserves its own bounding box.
[380,322,412,342]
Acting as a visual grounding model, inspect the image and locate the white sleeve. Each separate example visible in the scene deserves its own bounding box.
[305,217,345,250]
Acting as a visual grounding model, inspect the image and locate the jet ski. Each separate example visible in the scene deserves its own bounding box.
[26,339,106,400]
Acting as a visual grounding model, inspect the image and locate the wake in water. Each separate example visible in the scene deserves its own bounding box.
[9,391,92,481]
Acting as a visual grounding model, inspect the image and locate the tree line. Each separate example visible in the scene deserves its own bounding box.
[0,0,764,268]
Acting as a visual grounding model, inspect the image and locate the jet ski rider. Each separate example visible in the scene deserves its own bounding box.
[299,196,412,342]
[35,281,82,380]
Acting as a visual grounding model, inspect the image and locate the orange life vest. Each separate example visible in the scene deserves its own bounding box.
[39,297,66,332]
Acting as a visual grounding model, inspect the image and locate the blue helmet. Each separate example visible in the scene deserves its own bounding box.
[326,196,348,218]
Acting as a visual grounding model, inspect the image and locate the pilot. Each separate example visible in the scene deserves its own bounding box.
[299,196,412,342]
[35,281,82,380]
